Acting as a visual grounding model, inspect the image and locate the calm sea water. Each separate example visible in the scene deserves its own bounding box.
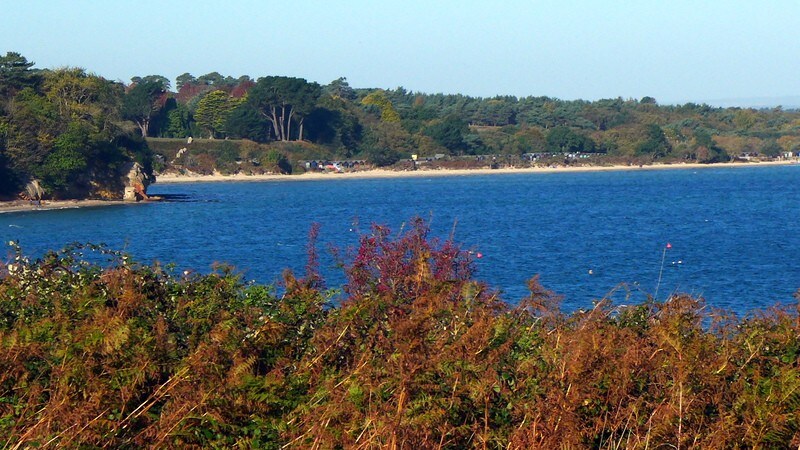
[2,166,800,313]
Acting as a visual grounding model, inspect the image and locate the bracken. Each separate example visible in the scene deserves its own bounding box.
[0,223,799,448]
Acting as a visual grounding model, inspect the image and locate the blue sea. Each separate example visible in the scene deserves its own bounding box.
[2,165,800,313]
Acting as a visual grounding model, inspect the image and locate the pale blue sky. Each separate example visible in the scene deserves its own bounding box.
[3,1,799,104]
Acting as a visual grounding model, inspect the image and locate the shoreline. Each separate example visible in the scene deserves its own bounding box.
[0,199,127,214]
[1,160,796,213]
[153,159,799,184]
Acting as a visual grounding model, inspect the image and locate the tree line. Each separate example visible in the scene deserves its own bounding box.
[3,50,800,198]
[150,72,800,167]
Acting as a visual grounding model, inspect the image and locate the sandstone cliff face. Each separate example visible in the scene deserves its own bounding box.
[84,161,151,201]
[12,162,152,202]
[121,162,151,201]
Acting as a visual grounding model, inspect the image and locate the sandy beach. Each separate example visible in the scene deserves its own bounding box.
[153,160,798,184]
[1,160,795,213]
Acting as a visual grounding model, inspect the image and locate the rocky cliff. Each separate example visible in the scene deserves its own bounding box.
[84,161,152,201]
[121,162,152,201]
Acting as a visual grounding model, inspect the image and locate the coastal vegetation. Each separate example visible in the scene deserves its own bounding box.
[3,51,800,198]
[0,53,153,200]
[2,221,800,448]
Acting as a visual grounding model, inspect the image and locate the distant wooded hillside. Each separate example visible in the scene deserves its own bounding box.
[3,51,800,197]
